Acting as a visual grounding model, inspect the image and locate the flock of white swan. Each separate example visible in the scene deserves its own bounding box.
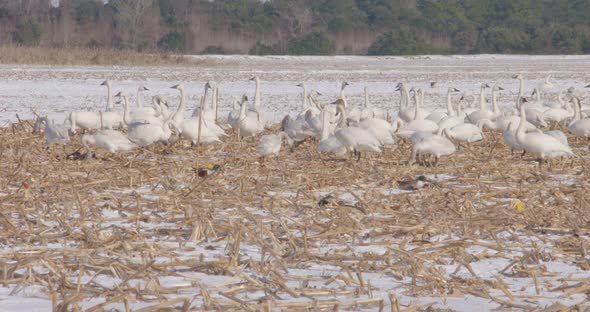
[38,74,590,168]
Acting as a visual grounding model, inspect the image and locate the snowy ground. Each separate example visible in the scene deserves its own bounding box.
[0,55,590,311]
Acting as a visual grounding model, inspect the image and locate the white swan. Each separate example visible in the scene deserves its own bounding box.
[68,81,123,133]
[459,93,477,117]
[81,112,137,159]
[478,116,537,132]
[334,103,382,159]
[318,109,346,156]
[542,90,573,123]
[282,114,314,143]
[568,96,590,140]
[40,117,70,147]
[515,98,574,168]
[408,129,456,166]
[502,122,523,155]
[360,86,385,121]
[257,132,292,158]
[237,95,265,139]
[427,87,460,123]
[116,92,173,147]
[523,90,548,127]
[228,96,241,129]
[250,76,270,127]
[467,83,501,124]
[439,123,483,143]
[357,117,399,147]
[396,90,439,138]
[397,82,414,122]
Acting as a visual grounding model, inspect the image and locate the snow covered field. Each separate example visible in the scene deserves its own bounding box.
[0,55,589,311]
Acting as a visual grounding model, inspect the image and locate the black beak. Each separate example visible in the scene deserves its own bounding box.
[143,86,149,91]
[498,87,504,91]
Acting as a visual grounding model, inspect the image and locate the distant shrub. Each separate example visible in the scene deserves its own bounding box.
[368,29,435,55]
[249,42,281,55]
[201,45,226,55]
[74,0,101,24]
[287,31,335,55]
[157,31,185,52]
[13,18,42,46]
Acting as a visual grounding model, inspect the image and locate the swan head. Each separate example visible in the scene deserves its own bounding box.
[115,91,127,98]
[512,74,523,79]
[249,76,259,82]
[430,82,437,88]
[395,82,404,91]
[241,94,249,103]
[138,85,149,91]
[204,81,212,90]
[341,81,349,90]
[171,84,183,91]
[481,83,491,88]
[493,85,504,91]
[296,83,304,88]
[584,84,590,88]
[100,80,111,87]
[448,87,460,92]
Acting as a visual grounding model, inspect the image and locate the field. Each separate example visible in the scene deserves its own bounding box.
[0,55,589,311]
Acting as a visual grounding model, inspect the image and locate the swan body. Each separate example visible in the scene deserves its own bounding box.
[516,99,574,163]
[318,109,346,156]
[409,130,456,165]
[69,111,123,134]
[128,121,173,147]
[238,95,264,138]
[228,96,242,129]
[41,117,70,146]
[544,130,570,147]
[427,87,460,123]
[257,132,291,157]
[360,86,385,120]
[568,97,590,139]
[357,118,397,146]
[502,122,523,154]
[478,116,537,132]
[442,123,484,143]
[250,76,270,127]
[282,114,314,142]
[334,103,382,154]
[81,129,137,157]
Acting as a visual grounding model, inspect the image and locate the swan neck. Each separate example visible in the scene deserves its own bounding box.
[479,86,486,110]
[106,83,113,111]
[516,102,526,143]
[302,86,308,110]
[320,111,330,140]
[123,95,130,125]
[173,89,186,122]
[136,88,143,108]
[446,90,454,116]
[254,78,261,110]
[492,89,499,113]
[364,87,370,108]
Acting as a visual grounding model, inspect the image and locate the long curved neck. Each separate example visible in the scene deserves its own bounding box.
[106,83,113,111]
[446,90,455,116]
[516,78,524,109]
[122,95,131,125]
[320,111,330,140]
[364,87,370,108]
[400,86,408,108]
[492,89,500,113]
[337,105,347,128]
[479,86,486,110]
[301,86,308,110]
[340,88,348,108]
[213,87,218,120]
[572,98,581,123]
[516,102,527,143]
[136,88,143,108]
[413,92,420,121]
[173,89,186,123]
[99,111,104,129]
[254,78,261,111]
[239,99,248,120]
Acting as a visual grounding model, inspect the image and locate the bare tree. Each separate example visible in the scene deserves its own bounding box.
[111,0,154,49]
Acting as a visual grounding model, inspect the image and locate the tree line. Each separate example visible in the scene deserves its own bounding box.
[0,0,589,55]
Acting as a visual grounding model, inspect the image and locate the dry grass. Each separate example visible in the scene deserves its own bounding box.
[0,46,210,67]
[1,118,590,311]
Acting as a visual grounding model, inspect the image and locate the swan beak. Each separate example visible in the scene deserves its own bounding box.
[142,86,149,91]
[484,83,491,88]
[100,80,108,86]
[498,86,504,91]
[115,91,122,97]
[316,91,322,96]
[585,84,590,88]
[453,88,460,92]
[511,74,519,79]
[459,96,464,101]
[395,86,401,91]
[296,83,302,87]
[171,84,180,89]
[249,77,256,81]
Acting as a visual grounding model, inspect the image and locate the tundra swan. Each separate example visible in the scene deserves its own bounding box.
[502,122,523,155]
[542,91,573,123]
[515,99,574,168]
[116,92,173,146]
[426,87,460,123]
[396,90,439,138]
[318,109,346,156]
[357,117,398,146]
[334,103,383,160]
[257,132,292,158]
[467,83,502,124]
[250,76,270,127]
[439,123,483,143]
[478,116,536,132]
[360,86,385,121]
[228,96,242,129]
[68,81,123,133]
[81,112,137,159]
[237,95,264,139]
[40,117,70,147]
[568,96,590,140]
[408,129,455,166]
